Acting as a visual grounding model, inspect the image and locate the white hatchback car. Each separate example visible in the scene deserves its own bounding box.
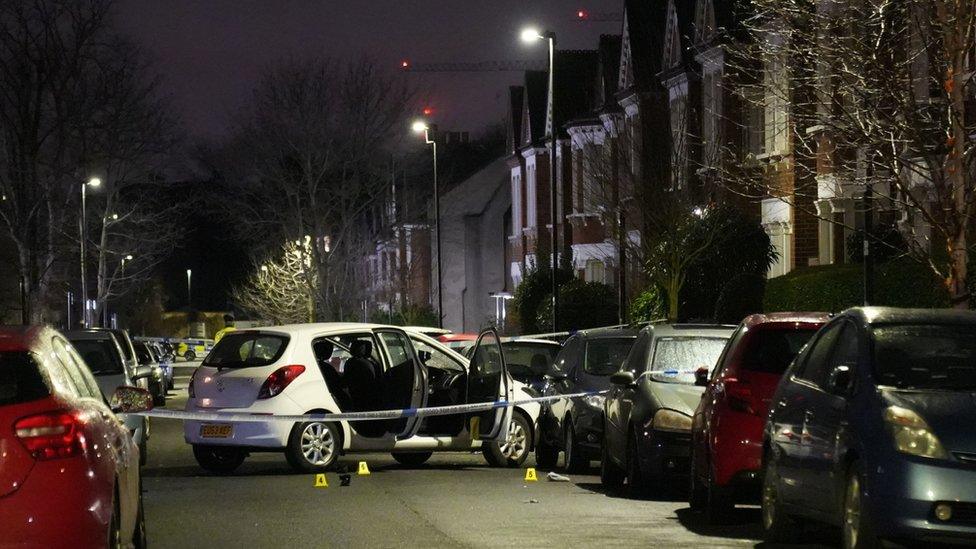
[184,323,538,473]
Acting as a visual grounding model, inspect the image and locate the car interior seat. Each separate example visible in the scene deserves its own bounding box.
[312,339,351,411]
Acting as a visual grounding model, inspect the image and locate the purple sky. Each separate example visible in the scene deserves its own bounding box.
[116,0,623,141]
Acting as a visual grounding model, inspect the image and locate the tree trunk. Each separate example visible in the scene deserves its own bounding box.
[942,7,970,309]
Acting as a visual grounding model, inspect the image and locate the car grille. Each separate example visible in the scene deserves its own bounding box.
[954,452,976,467]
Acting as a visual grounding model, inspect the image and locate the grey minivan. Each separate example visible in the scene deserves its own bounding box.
[601,323,734,495]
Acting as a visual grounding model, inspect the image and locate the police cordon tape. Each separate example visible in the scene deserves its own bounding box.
[132,390,608,423]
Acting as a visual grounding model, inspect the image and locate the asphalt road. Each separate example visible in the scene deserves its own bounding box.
[142,364,835,548]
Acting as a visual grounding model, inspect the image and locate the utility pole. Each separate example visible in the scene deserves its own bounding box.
[862,183,874,306]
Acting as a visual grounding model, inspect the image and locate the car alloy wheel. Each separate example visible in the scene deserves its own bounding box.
[844,472,861,548]
[300,422,336,466]
[499,417,527,461]
[761,458,795,542]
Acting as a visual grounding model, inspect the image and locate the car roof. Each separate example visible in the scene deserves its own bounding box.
[402,326,452,335]
[501,337,560,346]
[643,323,737,338]
[573,326,640,339]
[845,307,976,326]
[741,312,830,327]
[235,322,406,338]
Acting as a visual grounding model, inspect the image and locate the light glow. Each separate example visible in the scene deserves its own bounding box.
[520,27,543,43]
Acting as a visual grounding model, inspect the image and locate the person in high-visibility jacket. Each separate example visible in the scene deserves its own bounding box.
[213,313,237,344]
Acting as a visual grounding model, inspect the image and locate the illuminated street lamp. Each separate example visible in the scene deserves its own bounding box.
[186,269,192,308]
[412,119,443,328]
[520,26,560,331]
[80,177,101,327]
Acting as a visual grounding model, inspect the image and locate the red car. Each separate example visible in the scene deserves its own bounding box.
[0,325,151,547]
[690,312,828,521]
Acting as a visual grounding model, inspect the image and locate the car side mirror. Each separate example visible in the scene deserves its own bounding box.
[131,365,153,381]
[828,364,854,395]
[610,370,636,386]
[545,369,568,382]
[694,367,710,387]
[110,386,153,414]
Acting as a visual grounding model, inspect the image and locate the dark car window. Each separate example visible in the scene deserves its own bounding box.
[52,337,100,399]
[584,338,635,376]
[742,328,819,374]
[70,339,126,375]
[204,332,289,368]
[796,322,843,386]
[501,342,558,378]
[624,330,651,373]
[552,336,580,375]
[134,343,154,365]
[872,323,976,390]
[109,330,134,361]
[0,351,50,405]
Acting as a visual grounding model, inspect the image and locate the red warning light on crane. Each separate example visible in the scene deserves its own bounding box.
[400,60,410,69]
[577,9,589,20]
[422,107,434,116]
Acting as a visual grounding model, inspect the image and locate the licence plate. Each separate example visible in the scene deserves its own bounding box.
[200,424,233,438]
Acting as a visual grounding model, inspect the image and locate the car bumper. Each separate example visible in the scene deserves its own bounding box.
[572,406,605,458]
[710,414,764,488]
[183,397,301,448]
[868,456,976,543]
[639,428,692,478]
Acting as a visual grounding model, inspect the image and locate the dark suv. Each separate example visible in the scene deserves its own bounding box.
[536,327,638,471]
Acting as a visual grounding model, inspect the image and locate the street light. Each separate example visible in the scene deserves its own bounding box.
[80,177,102,327]
[412,119,443,329]
[520,26,559,331]
[186,269,192,308]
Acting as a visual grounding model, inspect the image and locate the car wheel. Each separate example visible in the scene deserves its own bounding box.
[152,384,165,406]
[133,485,147,549]
[483,412,531,468]
[391,452,433,467]
[600,437,625,490]
[761,456,796,543]
[184,351,195,362]
[107,486,122,549]
[843,461,880,549]
[535,436,559,469]
[626,430,649,497]
[286,421,340,473]
[563,421,587,473]
[192,444,245,474]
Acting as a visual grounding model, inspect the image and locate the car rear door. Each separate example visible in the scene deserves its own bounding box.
[375,329,428,439]
[466,329,511,441]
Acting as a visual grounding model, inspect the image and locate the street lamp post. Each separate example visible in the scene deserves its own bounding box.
[412,120,443,329]
[80,177,101,327]
[522,27,559,332]
[186,269,192,308]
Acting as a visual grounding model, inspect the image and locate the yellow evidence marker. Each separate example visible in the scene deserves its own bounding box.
[524,468,538,482]
[314,473,328,488]
[358,461,371,475]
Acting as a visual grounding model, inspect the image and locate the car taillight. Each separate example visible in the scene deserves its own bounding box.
[724,379,760,416]
[257,365,306,399]
[14,411,84,460]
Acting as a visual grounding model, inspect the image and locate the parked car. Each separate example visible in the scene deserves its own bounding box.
[536,327,638,471]
[762,307,976,547]
[495,338,561,392]
[438,333,478,355]
[690,312,827,521]
[184,324,526,474]
[66,329,152,465]
[178,338,214,362]
[149,341,175,391]
[601,323,735,495]
[134,341,166,406]
[0,325,151,546]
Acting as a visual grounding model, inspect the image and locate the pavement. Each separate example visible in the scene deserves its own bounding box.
[142,362,835,548]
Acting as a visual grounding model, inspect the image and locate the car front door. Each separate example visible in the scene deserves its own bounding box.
[466,329,510,441]
[607,329,650,461]
[375,329,428,439]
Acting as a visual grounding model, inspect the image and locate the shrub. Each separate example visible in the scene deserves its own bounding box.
[764,257,948,312]
[714,273,767,324]
[513,261,575,333]
[630,287,666,323]
[535,280,619,332]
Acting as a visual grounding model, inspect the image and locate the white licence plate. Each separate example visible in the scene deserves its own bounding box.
[200,424,233,438]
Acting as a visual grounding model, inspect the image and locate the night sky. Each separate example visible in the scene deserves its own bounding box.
[117,0,623,140]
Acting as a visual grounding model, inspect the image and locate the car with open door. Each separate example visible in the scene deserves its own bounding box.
[184,323,514,473]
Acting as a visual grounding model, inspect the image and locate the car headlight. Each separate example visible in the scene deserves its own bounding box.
[583,395,605,409]
[652,409,692,433]
[884,406,948,459]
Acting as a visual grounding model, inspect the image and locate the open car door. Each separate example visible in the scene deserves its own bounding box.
[465,328,511,441]
[375,329,428,440]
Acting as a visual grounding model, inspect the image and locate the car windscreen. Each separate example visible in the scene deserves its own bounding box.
[584,338,636,376]
[69,339,126,376]
[501,342,558,378]
[110,330,134,361]
[0,351,50,406]
[203,333,289,368]
[872,323,976,390]
[649,336,729,384]
[741,328,818,374]
[134,343,154,365]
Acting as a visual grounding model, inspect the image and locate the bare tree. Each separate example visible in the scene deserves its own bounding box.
[217,58,413,321]
[232,237,316,325]
[725,0,976,307]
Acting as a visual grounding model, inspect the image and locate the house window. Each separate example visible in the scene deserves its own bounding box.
[512,172,523,235]
[702,65,723,168]
[526,165,537,228]
[669,82,689,190]
[764,45,789,155]
[584,260,605,283]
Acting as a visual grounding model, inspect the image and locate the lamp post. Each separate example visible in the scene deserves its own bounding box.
[412,120,443,329]
[80,177,101,327]
[186,269,192,308]
[521,27,559,331]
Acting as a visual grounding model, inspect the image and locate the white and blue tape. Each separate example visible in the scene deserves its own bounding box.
[133,390,606,423]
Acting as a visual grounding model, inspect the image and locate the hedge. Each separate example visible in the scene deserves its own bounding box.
[764,257,948,313]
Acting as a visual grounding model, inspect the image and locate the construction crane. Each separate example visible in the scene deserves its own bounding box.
[398,59,547,72]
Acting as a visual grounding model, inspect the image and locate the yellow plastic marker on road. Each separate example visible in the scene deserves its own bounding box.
[358,461,371,475]
[524,468,538,482]
[314,473,328,488]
